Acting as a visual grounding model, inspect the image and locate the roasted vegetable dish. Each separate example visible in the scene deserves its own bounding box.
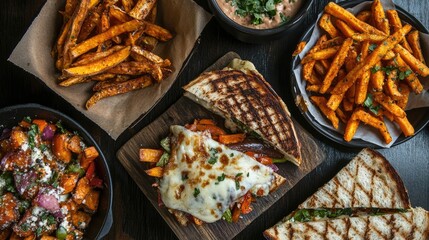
[0,117,103,239]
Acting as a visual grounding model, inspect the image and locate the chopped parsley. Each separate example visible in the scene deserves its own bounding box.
[398,69,413,80]
[208,148,218,164]
[56,120,66,134]
[368,43,377,52]
[23,116,32,123]
[228,0,284,25]
[230,153,234,157]
[193,188,200,198]
[280,13,290,23]
[363,94,381,115]
[28,124,39,149]
[235,173,243,190]
[156,152,170,167]
[370,65,381,74]
[356,53,362,62]
[222,209,233,223]
[215,173,226,184]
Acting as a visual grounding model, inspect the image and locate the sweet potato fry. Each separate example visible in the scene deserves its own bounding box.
[382,50,396,60]
[64,46,131,77]
[393,83,410,109]
[327,93,345,111]
[86,75,153,109]
[130,45,169,66]
[334,19,355,38]
[395,55,423,94]
[145,166,163,177]
[140,148,163,162]
[343,98,354,112]
[311,96,339,129]
[393,44,429,77]
[373,93,406,118]
[71,19,142,58]
[92,75,130,91]
[218,134,246,145]
[140,20,173,41]
[354,41,370,104]
[306,84,321,92]
[319,14,339,38]
[62,0,91,68]
[386,9,413,53]
[301,46,340,64]
[394,116,414,137]
[371,0,389,35]
[122,0,135,12]
[107,60,162,82]
[345,48,358,71]
[370,61,384,91]
[72,45,124,66]
[146,3,157,23]
[109,5,132,23]
[344,118,360,142]
[336,108,349,124]
[78,10,102,42]
[407,30,426,64]
[320,38,353,93]
[65,0,79,18]
[314,61,327,76]
[325,2,386,35]
[59,76,90,87]
[356,10,371,22]
[331,24,412,95]
[293,41,307,56]
[351,109,392,143]
[302,35,328,82]
[129,0,157,20]
[351,33,386,43]
[385,70,402,97]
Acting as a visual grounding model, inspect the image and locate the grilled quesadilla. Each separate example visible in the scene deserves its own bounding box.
[264,148,426,240]
[265,207,429,240]
[183,59,302,166]
[142,125,286,225]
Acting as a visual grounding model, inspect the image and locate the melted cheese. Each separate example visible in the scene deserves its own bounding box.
[159,125,274,223]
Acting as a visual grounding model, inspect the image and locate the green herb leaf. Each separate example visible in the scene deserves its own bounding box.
[363,94,381,115]
[370,65,381,74]
[193,188,200,198]
[23,116,32,123]
[208,148,218,164]
[235,173,243,190]
[368,43,377,52]
[28,124,39,149]
[56,120,66,134]
[160,137,171,153]
[156,152,170,167]
[222,209,233,223]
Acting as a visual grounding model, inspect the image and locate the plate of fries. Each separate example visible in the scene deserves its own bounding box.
[52,0,174,109]
[291,0,429,148]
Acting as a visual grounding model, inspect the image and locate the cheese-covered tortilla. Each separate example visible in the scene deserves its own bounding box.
[159,125,275,223]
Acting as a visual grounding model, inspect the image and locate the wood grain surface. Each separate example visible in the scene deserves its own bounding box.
[0,0,428,239]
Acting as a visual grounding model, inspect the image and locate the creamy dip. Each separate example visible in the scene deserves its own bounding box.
[216,0,303,29]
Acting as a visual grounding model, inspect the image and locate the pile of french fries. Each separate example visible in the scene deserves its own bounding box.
[52,0,173,109]
[297,0,429,144]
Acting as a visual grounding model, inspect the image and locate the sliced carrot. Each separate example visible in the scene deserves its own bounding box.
[139,148,163,163]
[240,192,253,214]
[32,119,48,133]
[218,133,246,145]
[195,124,226,136]
[231,205,241,223]
[197,119,216,125]
[145,166,163,177]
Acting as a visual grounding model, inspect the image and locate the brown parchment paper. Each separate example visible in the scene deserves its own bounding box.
[8,0,212,139]
[294,0,429,148]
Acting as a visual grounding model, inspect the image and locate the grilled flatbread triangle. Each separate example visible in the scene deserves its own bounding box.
[264,207,429,240]
[298,148,410,209]
[159,125,286,225]
[183,59,302,165]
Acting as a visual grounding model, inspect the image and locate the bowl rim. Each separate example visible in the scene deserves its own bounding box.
[207,0,314,34]
[289,0,429,149]
[0,103,113,239]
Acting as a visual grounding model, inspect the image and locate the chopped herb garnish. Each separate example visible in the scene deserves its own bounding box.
[181,173,188,181]
[208,148,218,164]
[235,173,243,190]
[230,153,234,157]
[247,172,250,177]
[368,43,377,52]
[40,144,47,152]
[193,188,200,198]
[370,65,381,73]
[23,116,32,123]
[36,227,43,237]
[28,124,39,149]
[280,13,290,23]
[363,93,381,115]
[227,0,283,25]
[160,137,171,153]
[398,69,413,80]
[56,120,66,134]
[216,173,226,184]
[356,53,362,62]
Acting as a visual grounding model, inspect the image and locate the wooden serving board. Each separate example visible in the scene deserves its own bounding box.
[116,53,326,240]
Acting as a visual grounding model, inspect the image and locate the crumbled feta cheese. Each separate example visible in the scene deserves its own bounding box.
[21,142,29,151]
[39,163,52,183]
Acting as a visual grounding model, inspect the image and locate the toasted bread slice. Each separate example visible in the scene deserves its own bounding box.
[183,61,302,165]
[298,148,410,209]
[264,207,429,240]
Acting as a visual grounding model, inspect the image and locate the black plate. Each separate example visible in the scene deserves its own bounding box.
[0,104,113,239]
[290,0,429,148]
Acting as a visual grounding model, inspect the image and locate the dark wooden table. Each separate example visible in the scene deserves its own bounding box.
[1,0,428,239]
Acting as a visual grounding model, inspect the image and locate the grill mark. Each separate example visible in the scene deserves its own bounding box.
[387,213,393,239]
[409,212,416,240]
[345,216,351,238]
[364,215,370,239]
[321,187,341,208]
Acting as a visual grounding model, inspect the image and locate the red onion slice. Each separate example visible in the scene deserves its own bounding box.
[41,125,56,141]
[36,189,60,213]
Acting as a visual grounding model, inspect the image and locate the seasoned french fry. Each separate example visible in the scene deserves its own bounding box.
[89,73,118,81]
[351,33,386,43]
[63,46,131,77]
[62,0,91,68]
[293,41,307,56]
[345,48,358,71]
[351,109,392,143]
[395,55,423,94]
[382,50,396,60]
[86,75,153,109]
[302,35,328,82]
[334,19,355,38]
[107,60,163,82]
[65,0,79,18]
[343,98,354,112]
[59,76,90,87]
[385,69,402,97]
[146,3,157,23]
[336,108,349,124]
[122,0,135,12]
[407,30,426,64]
[314,61,327,76]
[373,93,406,118]
[129,0,157,20]
[78,9,102,42]
[393,83,410,109]
[130,45,171,66]
[310,96,339,129]
[71,19,143,58]
[92,75,131,91]
[355,41,370,104]
[109,5,132,23]
[356,10,371,22]
[325,2,386,35]
[308,72,322,85]
[331,24,412,95]
[370,61,384,91]
[301,46,340,64]
[327,93,345,111]
[344,118,360,142]
[394,116,414,137]
[319,14,339,38]
[72,45,124,66]
[371,0,389,35]
[320,38,353,93]
[393,44,429,77]
[306,84,321,92]
[145,166,163,177]
[386,9,413,53]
